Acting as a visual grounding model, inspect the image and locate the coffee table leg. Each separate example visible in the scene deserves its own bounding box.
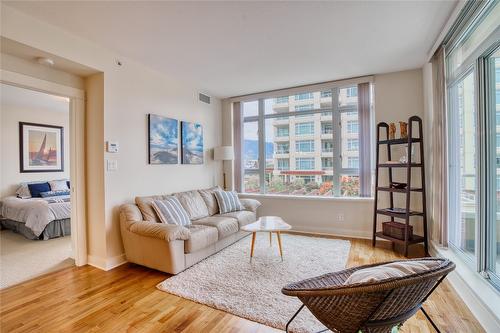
[250,232,256,262]
[269,232,272,246]
[277,231,283,261]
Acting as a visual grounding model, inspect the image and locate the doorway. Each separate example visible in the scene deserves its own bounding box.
[0,72,86,288]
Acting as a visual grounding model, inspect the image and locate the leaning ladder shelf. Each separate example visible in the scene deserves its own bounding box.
[372,115,429,257]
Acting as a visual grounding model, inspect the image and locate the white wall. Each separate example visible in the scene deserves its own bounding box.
[0,84,70,197]
[1,5,222,267]
[234,68,425,239]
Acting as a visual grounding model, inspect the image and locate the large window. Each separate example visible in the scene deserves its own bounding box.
[276,142,289,154]
[446,0,500,290]
[296,140,314,153]
[277,158,289,170]
[240,85,371,197]
[346,120,359,134]
[295,122,314,135]
[487,50,500,285]
[296,157,315,170]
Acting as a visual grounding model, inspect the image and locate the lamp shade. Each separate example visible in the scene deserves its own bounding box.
[214,146,234,161]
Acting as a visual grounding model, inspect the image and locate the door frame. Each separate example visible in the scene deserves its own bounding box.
[1,69,87,266]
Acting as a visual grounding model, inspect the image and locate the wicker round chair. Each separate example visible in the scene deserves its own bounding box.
[282,258,455,333]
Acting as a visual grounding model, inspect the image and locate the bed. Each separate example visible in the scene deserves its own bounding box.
[0,195,71,240]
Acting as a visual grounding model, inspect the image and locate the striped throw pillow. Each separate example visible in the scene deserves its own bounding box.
[214,190,244,214]
[151,197,191,226]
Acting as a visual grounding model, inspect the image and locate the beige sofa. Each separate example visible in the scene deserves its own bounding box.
[119,187,261,274]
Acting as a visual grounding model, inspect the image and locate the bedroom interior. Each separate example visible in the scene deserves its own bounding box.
[0,83,74,288]
[0,1,499,333]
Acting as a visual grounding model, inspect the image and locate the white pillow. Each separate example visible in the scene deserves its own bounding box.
[344,260,442,285]
[16,183,32,199]
[214,190,244,214]
[49,180,69,191]
[151,197,191,226]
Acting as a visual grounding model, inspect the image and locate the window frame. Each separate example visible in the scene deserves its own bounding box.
[235,77,373,198]
[444,0,500,290]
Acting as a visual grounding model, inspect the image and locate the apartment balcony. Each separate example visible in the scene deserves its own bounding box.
[321,150,333,156]
[274,152,290,158]
[294,151,316,156]
[320,112,333,120]
[320,133,333,139]
[274,136,290,141]
[272,117,289,125]
[293,134,315,140]
[321,166,334,171]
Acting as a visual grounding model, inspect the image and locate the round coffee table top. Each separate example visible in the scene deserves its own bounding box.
[241,216,291,232]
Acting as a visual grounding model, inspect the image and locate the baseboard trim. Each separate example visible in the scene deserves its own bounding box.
[430,244,500,332]
[288,225,373,240]
[87,254,127,271]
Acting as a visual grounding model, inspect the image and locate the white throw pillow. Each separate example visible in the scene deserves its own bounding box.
[214,190,244,214]
[151,197,191,226]
[49,180,69,191]
[344,260,442,285]
[16,183,32,199]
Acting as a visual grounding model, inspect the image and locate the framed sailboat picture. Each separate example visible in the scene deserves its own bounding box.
[19,122,64,173]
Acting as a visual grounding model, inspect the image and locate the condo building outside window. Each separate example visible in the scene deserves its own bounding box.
[239,82,372,197]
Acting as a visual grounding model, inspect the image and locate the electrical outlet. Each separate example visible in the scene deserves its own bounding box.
[337,213,344,221]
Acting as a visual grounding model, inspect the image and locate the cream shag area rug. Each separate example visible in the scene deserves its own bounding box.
[157,234,351,333]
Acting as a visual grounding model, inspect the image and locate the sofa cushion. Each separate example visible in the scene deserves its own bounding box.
[151,197,191,226]
[184,225,218,253]
[174,190,209,220]
[219,210,256,228]
[214,190,244,214]
[136,195,172,222]
[198,186,222,215]
[193,216,239,239]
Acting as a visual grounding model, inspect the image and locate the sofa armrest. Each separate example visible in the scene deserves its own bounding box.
[120,203,190,242]
[128,221,190,242]
[239,198,261,213]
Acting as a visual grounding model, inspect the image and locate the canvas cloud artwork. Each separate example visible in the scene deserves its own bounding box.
[181,121,203,164]
[148,114,179,164]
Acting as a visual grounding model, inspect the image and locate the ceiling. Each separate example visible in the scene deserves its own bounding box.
[4,1,457,98]
[1,37,99,77]
[1,83,69,114]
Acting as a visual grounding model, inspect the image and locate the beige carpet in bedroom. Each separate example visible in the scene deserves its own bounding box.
[0,230,74,289]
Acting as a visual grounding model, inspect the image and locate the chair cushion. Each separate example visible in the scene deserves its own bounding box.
[192,216,239,239]
[214,190,244,214]
[184,225,218,253]
[198,186,222,215]
[219,210,256,228]
[344,260,442,285]
[174,190,209,220]
[151,197,191,226]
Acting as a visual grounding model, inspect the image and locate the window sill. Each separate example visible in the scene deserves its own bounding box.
[431,243,500,331]
[238,192,374,202]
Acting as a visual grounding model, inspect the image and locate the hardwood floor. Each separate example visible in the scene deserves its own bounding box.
[0,237,484,333]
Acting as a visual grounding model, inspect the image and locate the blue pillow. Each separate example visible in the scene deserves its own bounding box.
[40,190,71,198]
[28,182,51,198]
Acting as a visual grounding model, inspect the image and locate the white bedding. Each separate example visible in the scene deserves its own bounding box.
[0,195,71,237]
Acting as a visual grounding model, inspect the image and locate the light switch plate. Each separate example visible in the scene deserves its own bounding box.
[107,159,118,171]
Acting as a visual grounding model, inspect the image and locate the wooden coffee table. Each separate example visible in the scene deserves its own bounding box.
[241,216,291,261]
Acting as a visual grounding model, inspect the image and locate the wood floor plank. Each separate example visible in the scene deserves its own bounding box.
[0,237,484,333]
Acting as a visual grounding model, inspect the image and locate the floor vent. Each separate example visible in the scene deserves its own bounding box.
[199,93,211,104]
